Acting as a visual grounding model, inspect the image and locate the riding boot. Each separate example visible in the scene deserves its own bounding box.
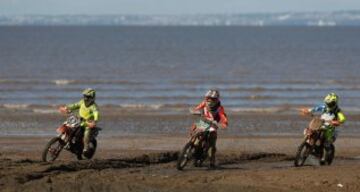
[322,140,333,162]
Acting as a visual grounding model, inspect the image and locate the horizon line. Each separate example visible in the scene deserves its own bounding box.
[1,9,360,17]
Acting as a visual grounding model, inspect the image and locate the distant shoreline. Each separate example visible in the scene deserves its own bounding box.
[1,11,360,26]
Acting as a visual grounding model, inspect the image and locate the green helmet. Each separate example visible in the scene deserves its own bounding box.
[82,88,96,107]
[324,92,338,109]
[82,88,96,98]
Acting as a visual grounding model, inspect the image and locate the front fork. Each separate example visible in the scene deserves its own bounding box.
[304,129,322,157]
[305,130,331,160]
[304,128,317,145]
[191,133,210,162]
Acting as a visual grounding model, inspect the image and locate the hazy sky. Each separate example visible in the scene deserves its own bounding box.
[1,0,360,15]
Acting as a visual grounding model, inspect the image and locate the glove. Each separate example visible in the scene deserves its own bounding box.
[300,108,311,116]
[189,107,201,115]
[59,106,69,114]
[331,120,340,127]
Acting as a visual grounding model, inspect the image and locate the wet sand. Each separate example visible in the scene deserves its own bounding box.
[2,106,360,137]
[2,110,360,191]
[2,134,360,192]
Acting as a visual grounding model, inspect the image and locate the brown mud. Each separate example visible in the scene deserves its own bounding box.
[2,136,360,192]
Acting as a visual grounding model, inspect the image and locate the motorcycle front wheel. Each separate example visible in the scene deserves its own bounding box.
[42,137,65,162]
[176,142,194,170]
[294,141,312,167]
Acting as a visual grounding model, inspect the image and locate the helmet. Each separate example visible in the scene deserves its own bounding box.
[82,88,96,98]
[205,89,220,109]
[205,89,220,99]
[82,88,96,107]
[324,92,338,109]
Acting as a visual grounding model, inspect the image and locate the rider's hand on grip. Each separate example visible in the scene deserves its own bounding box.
[331,120,340,126]
[59,106,69,115]
[189,107,201,115]
[300,108,311,116]
[218,122,227,129]
[220,123,227,129]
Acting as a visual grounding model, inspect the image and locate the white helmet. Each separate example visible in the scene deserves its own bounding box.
[205,89,220,99]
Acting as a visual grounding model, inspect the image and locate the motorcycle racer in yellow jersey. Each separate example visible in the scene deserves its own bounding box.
[59,88,99,154]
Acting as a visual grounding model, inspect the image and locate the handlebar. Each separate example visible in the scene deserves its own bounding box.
[59,106,71,115]
[299,108,313,117]
[189,107,201,116]
[189,107,225,129]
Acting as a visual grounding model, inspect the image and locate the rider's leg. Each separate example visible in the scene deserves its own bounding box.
[324,128,335,146]
[208,131,217,168]
[193,137,203,163]
[83,126,92,152]
[333,129,338,143]
[321,128,335,162]
[191,124,202,166]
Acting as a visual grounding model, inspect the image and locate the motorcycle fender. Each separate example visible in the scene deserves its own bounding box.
[303,128,313,136]
[57,125,70,135]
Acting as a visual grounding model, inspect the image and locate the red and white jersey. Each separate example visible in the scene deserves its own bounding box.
[194,101,228,128]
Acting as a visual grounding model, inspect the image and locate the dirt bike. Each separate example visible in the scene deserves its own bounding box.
[294,114,336,167]
[42,113,101,162]
[177,114,219,170]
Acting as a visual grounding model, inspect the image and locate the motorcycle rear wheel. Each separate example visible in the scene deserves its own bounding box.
[327,144,335,165]
[82,139,97,160]
[320,144,335,166]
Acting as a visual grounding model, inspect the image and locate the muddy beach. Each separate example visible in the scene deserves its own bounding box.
[2,134,360,192]
[1,109,360,191]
